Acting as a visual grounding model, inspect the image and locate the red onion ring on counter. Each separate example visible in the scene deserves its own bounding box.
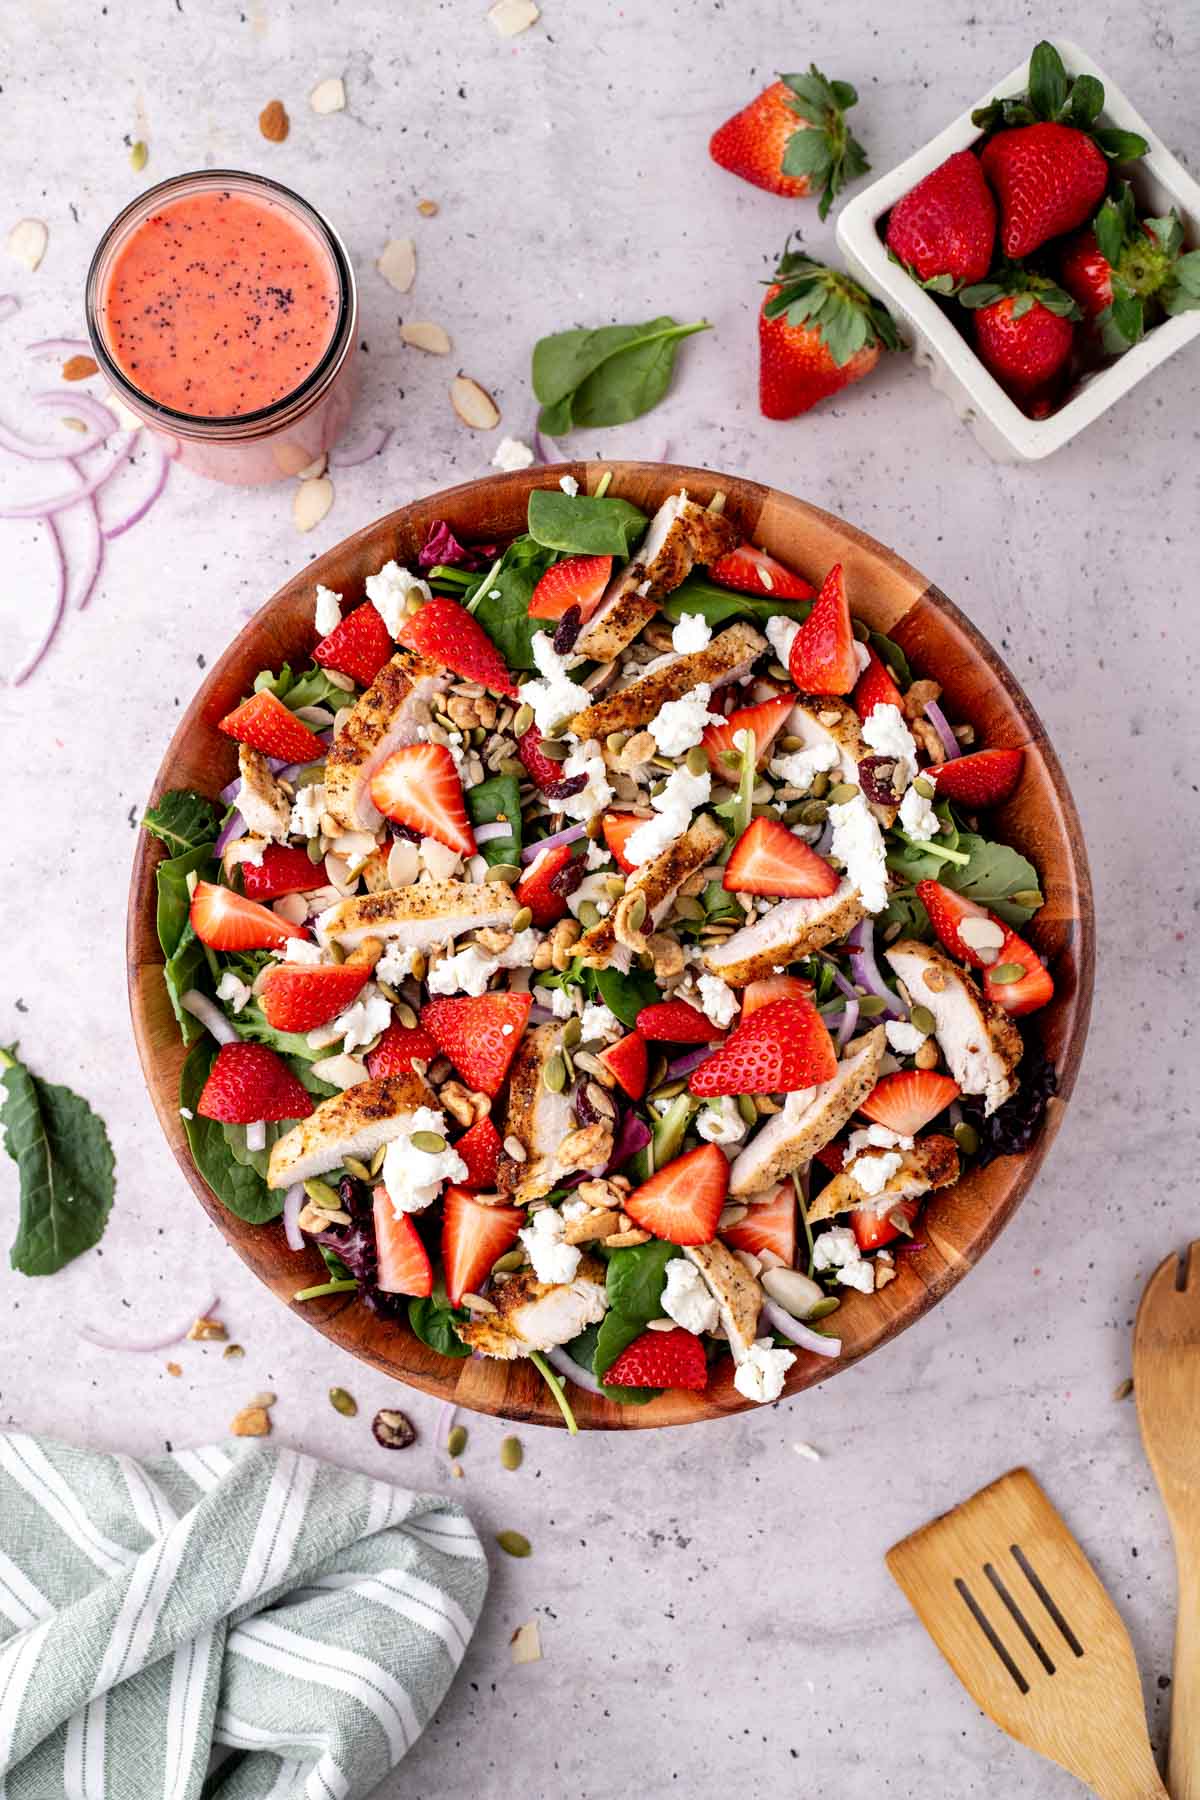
[78,1293,220,1352]
[330,425,392,467]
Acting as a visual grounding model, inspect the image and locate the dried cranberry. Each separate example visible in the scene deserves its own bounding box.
[552,604,582,655]
[858,754,903,807]
[548,856,586,898]
[389,820,424,846]
[545,773,588,802]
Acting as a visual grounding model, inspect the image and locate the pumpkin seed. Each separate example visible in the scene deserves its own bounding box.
[410,952,427,981]
[953,1120,981,1155]
[672,894,703,921]
[511,905,533,932]
[605,874,627,900]
[513,703,535,736]
[606,730,629,754]
[370,1143,388,1175]
[625,892,647,931]
[736,1094,758,1127]
[130,139,149,172]
[411,1129,447,1153]
[329,1386,357,1417]
[499,758,525,778]
[913,777,936,799]
[446,1424,468,1458]
[685,745,709,777]
[306,836,324,864]
[779,733,803,752]
[857,996,887,1018]
[543,1052,567,1094]
[493,1249,525,1273]
[767,661,790,683]
[496,1529,531,1558]
[799,799,828,826]
[500,1435,523,1471]
[1011,889,1044,909]
[303,1178,341,1210]
[585,814,605,839]
[782,802,810,826]
[538,737,569,762]
[809,771,830,799]
[806,1296,841,1320]
[486,862,522,884]
[343,1156,372,1181]
[649,1076,687,1103]
[909,1004,936,1035]
[988,962,1026,985]
[827,782,859,804]
[561,1017,582,1049]
[577,900,601,929]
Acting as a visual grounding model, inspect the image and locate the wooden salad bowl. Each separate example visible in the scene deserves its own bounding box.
[127,463,1094,1429]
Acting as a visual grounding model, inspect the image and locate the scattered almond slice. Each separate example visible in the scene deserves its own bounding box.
[8,218,48,272]
[166,1361,182,1377]
[400,320,451,355]
[188,1314,227,1341]
[231,1404,271,1437]
[61,417,88,434]
[377,237,416,294]
[510,1619,542,1664]
[310,76,347,115]
[297,451,328,480]
[451,375,500,430]
[259,99,289,142]
[294,474,334,532]
[417,199,439,218]
[488,0,540,37]
[62,354,98,381]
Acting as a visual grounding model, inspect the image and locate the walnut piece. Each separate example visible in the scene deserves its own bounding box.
[440,1079,491,1128]
[902,678,941,722]
[558,1122,613,1173]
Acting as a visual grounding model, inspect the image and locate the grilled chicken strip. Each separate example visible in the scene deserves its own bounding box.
[702,880,866,986]
[323,649,450,832]
[885,941,1022,1116]
[578,813,726,967]
[683,1240,762,1362]
[237,746,292,842]
[786,696,898,825]
[728,1029,886,1196]
[569,622,767,741]
[575,492,741,662]
[316,879,519,952]
[807,1134,960,1223]
[267,1071,435,1188]
[455,1256,609,1359]
[496,1023,578,1204]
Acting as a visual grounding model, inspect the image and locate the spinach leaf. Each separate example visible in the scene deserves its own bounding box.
[662,574,813,631]
[178,1040,284,1223]
[565,1322,657,1405]
[606,1239,679,1321]
[0,1045,115,1275]
[223,1119,281,1181]
[408,1294,471,1358]
[591,963,659,1029]
[466,772,523,866]
[947,834,1042,924]
[253,662,351,711]
[869,630,912,688]
[532,317,711,432]
[320,1244,353,1282]
[142,789,221,855]
[155,843,218,1043]
[527,489,648,558]
[232,1001,329,1064]
[465,536,555,671]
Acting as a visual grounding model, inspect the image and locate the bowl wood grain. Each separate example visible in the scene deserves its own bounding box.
[127,462,1094,1429]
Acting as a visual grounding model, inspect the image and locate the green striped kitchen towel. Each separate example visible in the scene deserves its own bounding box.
[0,1432,488,1799]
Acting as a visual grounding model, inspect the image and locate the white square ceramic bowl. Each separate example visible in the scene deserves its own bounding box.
[836,38,1200,461]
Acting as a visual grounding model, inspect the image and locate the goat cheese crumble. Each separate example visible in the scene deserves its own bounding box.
[579,1001,621,1043]
[623,764,712,867]
[558,474,579,496]
[765,614,800,668]
[382,1107,468,1215]
[557,741,613,822]
[696,972,739,1029]
[314,585,342,638]
[671,611,712,655]
[828,793,889,913]
[898,782,940,841]
[769,741,839,790]
[517,631,584,734]
[696,1095,748,1145]
[216,970,253,1015]
[333,987,393,1054]
[365,561,432,637]
[812,1225,875,1292]
[491,436,535,471]
[647,683,721,758]
[661,1258,719,1335]
[426,930,540,997]
[733,1338,796,1403]
[884,1019,927,1056]
[376,941,420,987]
[289,783,326,840]
[862,702,918,789]
[849,1151,902,1196]
[520,1207,582,1285]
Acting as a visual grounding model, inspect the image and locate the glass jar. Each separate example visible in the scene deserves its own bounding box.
[85,169,358,486]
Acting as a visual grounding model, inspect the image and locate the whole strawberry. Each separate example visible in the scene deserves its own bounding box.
[886,150,996,290]
[972,41,1147,259]
[1060,183,1200,352]
[710,67,868,218]
[960,272,1079,406]
[760,241,900,420]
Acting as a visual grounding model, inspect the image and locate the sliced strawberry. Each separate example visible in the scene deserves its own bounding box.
[367,1020,439,1078]
[515,841,576,928]
[218,690,325,765]
[724,817,839,899]
[422,992,532,1096]
[788,563,858,695]
[373,1187,433,1297]
[690,997,838,1097]
[528,554,613,623]
[624,1142,729,1246]
[932,748,1024,808]
[598,1032,648,1101]
[915,879,990,966]
[860,1070,960,1136]
[741,974,812,1019]
[983,926,1054,1016]
[636,1000,715,1044]
[397,595,517,695]
[196,1041,313,1125]
[441,1185,524,1305]
[240,844,324,901]
[259,962,371,1032]
[721,1181,795,1266]
[314,601,394,687]
[369,743,475,856]
[189,880,308,952]
[601,811,642,874]
[603,1324,708,1392]
[452,1116,502,1190]
[852,1197,920,1253]
[701,692,795,774]
[707,543,816,601]
[517,725,586,800]
[851,645,904,720]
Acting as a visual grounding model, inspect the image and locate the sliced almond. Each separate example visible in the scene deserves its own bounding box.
[231,1404,271,1438]
[258,99,289,142]
[310,1052,370,1090]
[310,76,346,115]
[451,375,500,431]
[297,451,328,480]
[377,237,416,294]
[293,474,334,532]
[399,319,452,355]
[272,892,309,924]
[488,0,540,37]
[417,198,439,218]
[62,354,98,381]
[8,218,48,272]
[387,836,421,887]
[510,1619,542,1664]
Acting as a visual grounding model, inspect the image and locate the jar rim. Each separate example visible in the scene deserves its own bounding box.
[84,169,357,438]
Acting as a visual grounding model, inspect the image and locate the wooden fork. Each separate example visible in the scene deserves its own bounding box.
[1135,1242,1200,1800]
[887,1467,1167,1798]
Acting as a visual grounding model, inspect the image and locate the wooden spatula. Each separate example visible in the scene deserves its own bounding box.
[887,1468,1167,1798]
[1135,1242,1200,1800]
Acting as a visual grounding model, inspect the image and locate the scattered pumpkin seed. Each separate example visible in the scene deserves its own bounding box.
[685,745,709,776]
[561,1016,582,1049]
[827,782,859,804]
[542,1052,567,1094]
[625,892,647,931]
[909,1004,936,1035]
[307,837,324,864]
[537,736,569,762]
[913,777,936,799]
[498,757,526,779]
[343,1156,372,1181]
[395,1000,419,1029]
[411,1129,447,1154]
[606,730,629,754]
[851,615,870,641]
[988,963,1025,985]
[604,874,627,901]
[329,1387,358,1417]
[1011,889,1044,909]
[512,702,534,735]
[496,1529,531,1558]
[856,996,887,1018]
[447,1424,468,1458]
[493,1248,525,1273]
[953,1120,981,1155]
[809,772,830,798]
[779,733,804,752]
[303,1177,341,1210]
[767,661,790,683]
[649,1077,687,1103]
[798,799,828,826]
[511,905,533,932]
[736,1094,758,1127]
[487,862,522,884]
[577,900,601,929]
[1113,1376,1134,1402]
[500,1435,523,1471]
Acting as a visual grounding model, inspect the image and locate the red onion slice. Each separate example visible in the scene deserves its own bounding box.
[846,919,906,1020]
[215,811,248,854]
[835,997,860,1050]
[103,439,170,538]
[0,295,19,325]
[542,1344,605,1396]
[282,1184,306,1252]
[665,1045,715,1079]
[0,432,135,520]
[218,777,241,805]
[330,425,392,467]
[924,698,961,762]
[473,821,512,846]
[79,1293,220,1353]
[181,989,238,1046]
[605,1109,651,1171]
[520,822,586,864]
[68,493,103,612]
[27,336,92,358]
[13,516,68,686]
[760,1297,841,1359]
[436,1397,458,1451]
[0,390,116,460]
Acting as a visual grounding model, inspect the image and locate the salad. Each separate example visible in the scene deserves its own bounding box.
[143,475,1057,1424]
